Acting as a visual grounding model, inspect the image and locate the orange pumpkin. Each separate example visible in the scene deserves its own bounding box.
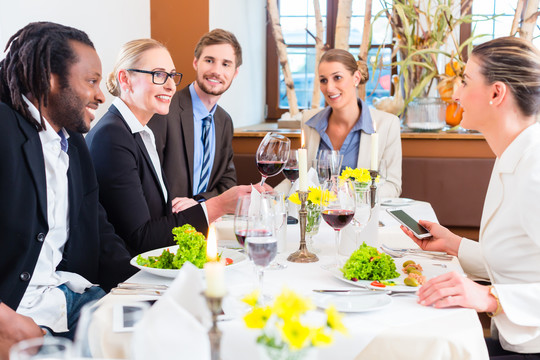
[446,102,463,126]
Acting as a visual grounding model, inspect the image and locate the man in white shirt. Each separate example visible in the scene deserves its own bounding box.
[0,22,135,343]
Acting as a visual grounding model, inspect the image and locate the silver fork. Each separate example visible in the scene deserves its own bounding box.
[380,245,453,261]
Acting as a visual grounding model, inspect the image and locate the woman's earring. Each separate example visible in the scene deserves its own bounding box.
[489,100,493,105]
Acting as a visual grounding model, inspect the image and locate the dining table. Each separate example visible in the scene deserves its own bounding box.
[92,199,489,360]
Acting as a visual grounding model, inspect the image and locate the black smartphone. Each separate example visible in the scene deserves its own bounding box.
[386,209,431,239]
[287,216,298,225]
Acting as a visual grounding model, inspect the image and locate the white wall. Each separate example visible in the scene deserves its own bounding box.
[0,0,151,121]
[209,0,266,128]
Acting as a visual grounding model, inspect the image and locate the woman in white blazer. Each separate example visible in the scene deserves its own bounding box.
[276,49,402,198]
[402,37,540,358]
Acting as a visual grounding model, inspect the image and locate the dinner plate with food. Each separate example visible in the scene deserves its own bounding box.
[130,224,247,278]
[326,243,427,292]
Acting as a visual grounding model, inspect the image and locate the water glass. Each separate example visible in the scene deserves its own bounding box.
[352,186,372,249]
[318,150,343,179]
[10,337,72,360]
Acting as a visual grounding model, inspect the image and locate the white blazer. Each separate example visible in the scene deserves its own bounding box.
[459,123,540,353]
[276,106,402,198]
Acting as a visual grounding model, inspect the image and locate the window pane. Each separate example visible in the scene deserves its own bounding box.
[282,17,310,45]
[493,15,514,38]
[349,17,364,45]
[495,0,517,14]
[350,48,392,106]
[472,1,495,14]
[306,17,327,44]
[280,0,308,16]
[371,17,392,45]
[279,48,324,109]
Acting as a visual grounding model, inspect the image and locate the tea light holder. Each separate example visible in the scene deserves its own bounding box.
[369,170,379,209]
[203,292,225,360]
[287,190,319,263]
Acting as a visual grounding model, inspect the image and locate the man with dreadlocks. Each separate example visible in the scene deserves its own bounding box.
[0,22,136,348]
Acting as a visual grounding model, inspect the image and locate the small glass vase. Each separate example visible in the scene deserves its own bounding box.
[305,201,322,254]
[258,344,318,360]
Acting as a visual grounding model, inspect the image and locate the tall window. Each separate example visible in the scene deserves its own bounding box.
[266,0,392,120]
[267,0,540,120]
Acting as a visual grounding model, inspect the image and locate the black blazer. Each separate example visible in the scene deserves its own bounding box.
[86,105,208,256]
[149,86,237,201]
[0,102,136,310]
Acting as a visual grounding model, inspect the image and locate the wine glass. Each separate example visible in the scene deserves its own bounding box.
[282,150,299,187]
[351,187,371,249]
[10,337,72,360]
[234,195,255,250]
[318,150,343,179]
[321,177,355,267]
[262,191,287,270]
[245,206,277,303]
[256,132,290,185]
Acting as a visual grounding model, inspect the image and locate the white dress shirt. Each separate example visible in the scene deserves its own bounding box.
[458,123,540,353]
[17,97,92,332]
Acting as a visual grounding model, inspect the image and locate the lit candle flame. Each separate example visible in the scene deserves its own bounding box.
[206,225,218,262]
[301,128,305,148]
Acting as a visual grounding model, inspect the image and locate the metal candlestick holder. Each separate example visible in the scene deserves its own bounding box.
[203,292,225,360]
[369,170,379,209]
[287,190,319,263]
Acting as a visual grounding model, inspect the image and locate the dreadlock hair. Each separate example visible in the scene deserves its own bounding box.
[0,21,94,131]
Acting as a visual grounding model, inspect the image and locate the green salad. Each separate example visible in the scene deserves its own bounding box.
[136,224,207,269]
[341,243,399,281]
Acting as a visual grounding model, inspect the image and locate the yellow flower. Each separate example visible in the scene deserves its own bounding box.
[288,191,301,205]
[340,167,372,183]
[273,288,314,321]
[241,290,260,307]
[311,327,334,346]
[307,186,322,205]
[281,319,311,350]
[325,305,348,335]
[243,306,272,329]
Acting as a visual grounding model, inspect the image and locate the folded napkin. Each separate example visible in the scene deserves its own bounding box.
[249,185,261,217]
[132,263,211,360]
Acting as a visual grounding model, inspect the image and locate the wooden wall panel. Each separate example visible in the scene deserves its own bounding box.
[150,0,209,85]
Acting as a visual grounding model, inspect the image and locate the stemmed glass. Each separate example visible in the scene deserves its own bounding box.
[351,187,372,249]
[321,177,355,267]
[262,191,287,270]
[282,150,299,187]
[234,195,277,302]
[318,150,343,179]
[256,132,290,185]
[234,195,252,250]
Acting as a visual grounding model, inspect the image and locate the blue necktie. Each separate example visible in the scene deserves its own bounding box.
[196,115,212,195]
[58,130,68,153]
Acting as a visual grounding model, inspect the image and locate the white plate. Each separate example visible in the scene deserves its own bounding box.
[381,198,415,207]
[326,265,418,293]
[312,293,392,313]
[130,245,247,278]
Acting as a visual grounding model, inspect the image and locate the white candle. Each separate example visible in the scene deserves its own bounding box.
[204,225,226,297]
[370,121,379,170]
[298,130,308,191]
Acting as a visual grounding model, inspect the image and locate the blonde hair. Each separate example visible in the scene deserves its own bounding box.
[319,48,369,85]
[472,36,540,116]
[107,38,167,96]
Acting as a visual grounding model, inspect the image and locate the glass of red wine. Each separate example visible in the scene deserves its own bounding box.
[321,177,355,267]
[282,150,299,186]
[256,132,290,185]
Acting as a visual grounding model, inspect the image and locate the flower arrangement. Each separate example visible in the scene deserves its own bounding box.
[339,167,377,192]
[242,288,347,359]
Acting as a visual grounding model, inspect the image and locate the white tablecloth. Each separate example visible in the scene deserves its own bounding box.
[98,200,489,359]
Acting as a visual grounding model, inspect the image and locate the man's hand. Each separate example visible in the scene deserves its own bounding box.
[0,303,43,360]
[171,197,198,213]
[205,184,273,223]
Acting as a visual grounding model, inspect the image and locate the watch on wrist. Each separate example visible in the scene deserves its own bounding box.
[487,285,502,317]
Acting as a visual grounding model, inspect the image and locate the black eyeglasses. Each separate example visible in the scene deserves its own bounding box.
[127,69,183,86]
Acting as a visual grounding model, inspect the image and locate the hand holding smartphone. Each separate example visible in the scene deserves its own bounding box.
[386,209,431,239]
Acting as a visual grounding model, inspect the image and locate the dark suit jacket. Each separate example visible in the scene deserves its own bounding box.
[0,102,136,310]
[86,105,208,256]
[148,86,237,201]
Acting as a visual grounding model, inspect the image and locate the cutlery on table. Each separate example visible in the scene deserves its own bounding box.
[313,289,416,296]
[110,288,166,296]
[381,244,447,255]
[117,282,168,290]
